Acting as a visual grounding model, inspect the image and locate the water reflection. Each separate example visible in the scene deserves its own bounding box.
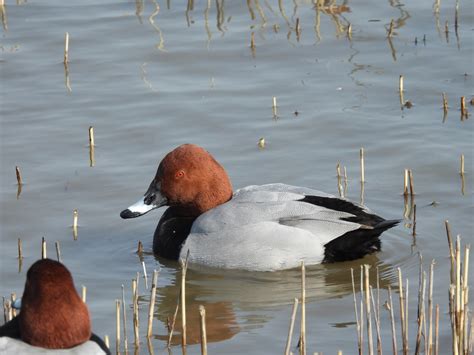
[149,254,397,347]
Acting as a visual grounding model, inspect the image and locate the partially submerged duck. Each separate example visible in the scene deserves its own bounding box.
[121,144,399,271]
[0,259,110,354]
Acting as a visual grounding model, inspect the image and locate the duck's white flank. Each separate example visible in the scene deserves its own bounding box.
[180,184,364,271]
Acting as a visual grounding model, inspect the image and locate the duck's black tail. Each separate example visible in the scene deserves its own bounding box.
[322,219,400,263]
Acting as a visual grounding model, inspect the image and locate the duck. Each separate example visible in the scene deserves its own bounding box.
[0,259,110,355]
[120,144,399,271]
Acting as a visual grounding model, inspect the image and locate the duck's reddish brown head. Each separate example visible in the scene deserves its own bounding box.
[121,144,233,218]
[19,259,91,349]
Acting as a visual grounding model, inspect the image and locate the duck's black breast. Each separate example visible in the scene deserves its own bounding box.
[153,207,197,260]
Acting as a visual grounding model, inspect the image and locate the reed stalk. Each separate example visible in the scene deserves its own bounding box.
[132,279,139,347]
[147,270,159,338]
[116,299,121,353]
[42,237,47,259]
[360,148,365,183]
[351,269,362,355]
[122,284,129,352]
[82,285,87,303]
[364,265,374,355]
[285,298,299,355]
[387,286,398,355]
[18,238,23,260]
[199,305,208,355]
[15,166,22,186]
[300,261,306,355]
[63,32,69,64]
[89,126,95,147]
[55,241,61,263]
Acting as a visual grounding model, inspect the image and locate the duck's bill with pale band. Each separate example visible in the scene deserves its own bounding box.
[120,184,168,219]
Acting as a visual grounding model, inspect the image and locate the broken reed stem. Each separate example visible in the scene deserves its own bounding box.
[11,293,16,318]
[285,298,299,355]
[399,75,404,93]
[17,238,23,260]
[137,240,144,255]
[460,154,465,175]
[250,32,255,49]
[116,299,121,352]
[300,261,306,355]
[147,270,159,338]
[132,279,139,347]
[412,204,417,237]
[180,258,188,350]
[405,279,409,354]
[387,286,398,355]
[398,268,408,355]
[89,126,95,147]
[435,303,440,355]
[104,335,110,349]
[15,166,22,186]
[41,237,47,259]
[403,169,409,196]
[360,148,365,183]
[460,96,467,120]
[199,305,208,355]
[55,241,61,263]
[82,285,87,303]
[446,220,455,284]
[387,19,395,37]
[428,260,435,354]
[63,32,69,64]
[408,169,415,196]
[443,93,449,113]
[369,286,382,355]
[122,285,129,352]
[351,269,362,355]
[360,266,365,353]
[72,209,78,229]
[142,261,149,290]
[364,265,374,355]
[167,292,180,348]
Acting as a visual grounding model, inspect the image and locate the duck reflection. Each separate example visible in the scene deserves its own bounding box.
[149,253,396,347]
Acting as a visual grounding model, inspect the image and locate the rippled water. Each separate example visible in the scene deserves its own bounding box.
[1,0,472,353]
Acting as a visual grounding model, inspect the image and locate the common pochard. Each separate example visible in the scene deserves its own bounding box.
[121,144,398,271]
[0,259,110,355]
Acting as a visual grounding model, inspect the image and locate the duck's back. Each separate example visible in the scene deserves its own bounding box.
[181,184,370,271]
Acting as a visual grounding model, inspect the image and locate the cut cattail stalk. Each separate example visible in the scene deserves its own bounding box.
[18,238,23,260]
[55,241,61,263]
[15,166,22,186]
[142,261,149,290]
[412,204,417,237]
[121,285,128,353]
[64,32,69,64]
[295,18,301,40]
[250,32,255,49]
[460,154,465,175]
[72,209,78,229]
[137,240,144,255]
[89,144,95,167]
[403,169,409,195]
[180,257,188,349]
[443,93,449,113]
[132,279,139,346]
[369,286,382,355]
[399,75,404,93]
[272,97,278,117]
[89,126,95,147]
[104,335,110,349]
[82,285,87,303]
[347,23,352,39]
[460,97,467,120]
[364,265,374,355]
[398,268,408,355]
[408,169,415,196]
[350,269,362,355]
[116,299,121,352]
[199,305,207,355]
[387,19,395,37]
[285,298,299,355]
[360,148,365,183]
[41,237,47,259]
[258,137,265,149]
[387,286,398,355]
[435,303,440,355]
[147,270,159,338]
[300,261,306,355]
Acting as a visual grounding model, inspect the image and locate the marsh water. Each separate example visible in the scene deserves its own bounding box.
[0,0,473,353]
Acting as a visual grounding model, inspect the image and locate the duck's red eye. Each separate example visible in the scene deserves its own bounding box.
[175,170,185,179]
